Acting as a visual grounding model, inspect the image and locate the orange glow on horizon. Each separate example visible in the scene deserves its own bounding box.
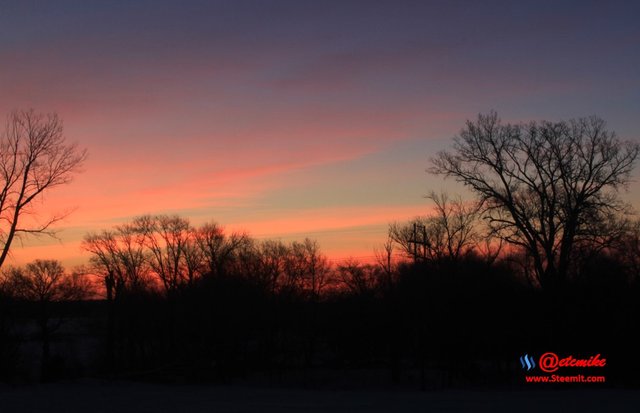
[6,203,431,270]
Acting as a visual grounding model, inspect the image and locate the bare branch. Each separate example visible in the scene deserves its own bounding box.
[430,112,639,289]
[0,110,87,268]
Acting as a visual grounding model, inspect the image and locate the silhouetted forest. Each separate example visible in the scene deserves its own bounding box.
[1,215,640,387]
[1,113,639,389]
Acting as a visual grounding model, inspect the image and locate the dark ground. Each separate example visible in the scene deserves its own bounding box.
[1,381,640,413]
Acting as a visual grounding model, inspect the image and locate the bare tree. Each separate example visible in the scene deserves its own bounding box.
[389,191,480,262]
[114,223,151,292]
[82,227,150,300]
[183,227,206,286]
[388,218,425,259]
[2,259,91,380]
[431,112,639,290]
[135,215,192,295]
[0,110,87,268]
[284,238,330,299]
[255,239,289,293]
[426,191,480,260]
[337,258,380,295]
[7,260,72,301]
[195,222,251,278]
[82,225,151,368]
[374,237,397,289]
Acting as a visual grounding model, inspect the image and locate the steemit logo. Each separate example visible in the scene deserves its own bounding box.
[520,354,536,371]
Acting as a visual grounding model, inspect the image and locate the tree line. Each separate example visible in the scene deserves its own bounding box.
[2,204,639,385]
[1,110,640,387]
[82,216,334,300]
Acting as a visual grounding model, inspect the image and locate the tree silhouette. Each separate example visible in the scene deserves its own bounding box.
[254,239,289,293]
[0,110,86,268]
[337,259,380,296]
[195,222,251,278]
[389,191,480,263]
[2,259,91,380]
[134,215,194,295]
[431,112,639,290]
[82,226,151,369]
[374,237,397,290]
[82,226,151,300]
[284,238,330,299]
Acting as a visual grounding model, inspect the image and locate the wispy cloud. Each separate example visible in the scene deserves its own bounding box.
[2,1,639,269]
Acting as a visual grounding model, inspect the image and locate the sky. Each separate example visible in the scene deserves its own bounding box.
[1,0,639,268]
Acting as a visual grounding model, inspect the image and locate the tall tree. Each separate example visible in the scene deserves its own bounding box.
[82,227,150,300]
[0,110,86,268]
[431,112,639,290]
[82,227,150,368]
[134,215,192,295]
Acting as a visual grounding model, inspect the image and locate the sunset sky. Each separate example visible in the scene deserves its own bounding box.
[1,0,639,268]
